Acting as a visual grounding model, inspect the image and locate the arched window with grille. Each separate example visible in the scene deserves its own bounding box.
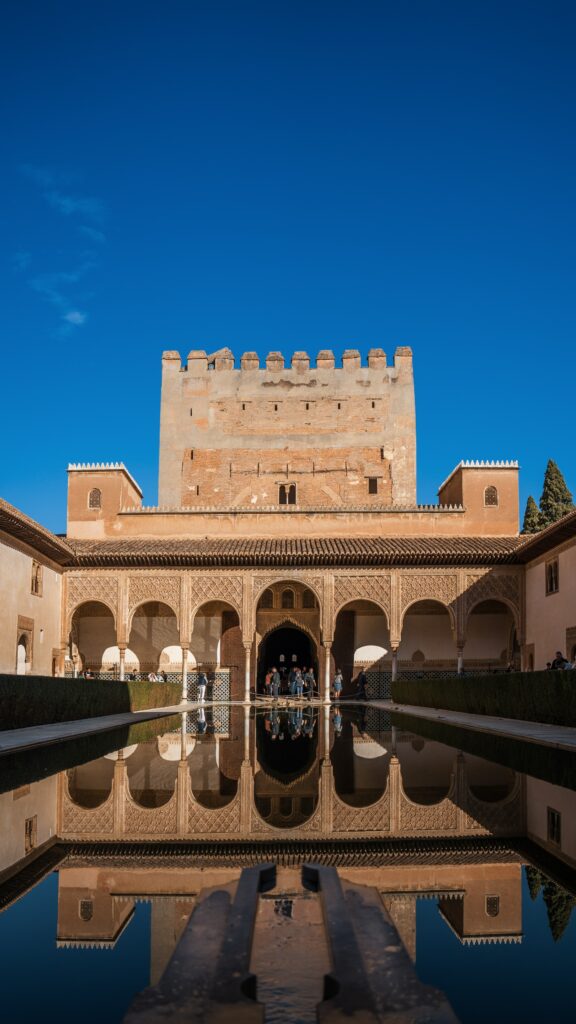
[302,589,315,609]
[88,487,102,509]
[484,485,498,507]
[260,589,274,609]
[281,588,295,609]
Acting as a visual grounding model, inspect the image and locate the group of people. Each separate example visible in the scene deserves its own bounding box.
[546,651,575,671]
[263,665,316,699]
[263,706,317,740]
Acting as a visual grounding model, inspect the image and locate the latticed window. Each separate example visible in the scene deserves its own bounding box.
[281,589,295,609]
[548,807,561,845]
[302,589,315,609]
[260,589,274,609]
[79,900,94,922]
[484,486,498,506]
[88,487,102,509]
[31,561,43,596]
[485,896,500,918]
[546,559,559,595]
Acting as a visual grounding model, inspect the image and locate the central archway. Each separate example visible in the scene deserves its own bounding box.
[257,624,318,692]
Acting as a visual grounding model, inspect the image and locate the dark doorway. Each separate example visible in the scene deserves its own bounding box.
[258,626,317,691]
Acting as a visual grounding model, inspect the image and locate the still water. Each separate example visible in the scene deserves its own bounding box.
[1,704,575,1022]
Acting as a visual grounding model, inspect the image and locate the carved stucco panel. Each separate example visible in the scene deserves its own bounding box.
[124,794,178,834]
[332,791,390,833]
[333,574,391,619]
[188,793,241,834]
[399,574,458,626]
[61,794,114,835]
[465,572,521,622]
[189,575,244,619]
[128,575,181,621]
[67,574,119,627]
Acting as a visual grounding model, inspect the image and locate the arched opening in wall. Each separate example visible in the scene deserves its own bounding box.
[67,757,115,808]
[399,738,454,805]
[398,601,455,675]
[70,601,116,676]
[189,738,238,809]
[190,600,241,701]
[254,708,319,827]
[332,600,390,695]
[332,716,390,807]
[129,601,179,677]
[127,740,178,807]
[16,635,28,675]
[464,600,517,673]
[464,754,516,802]
[257,625,318,692]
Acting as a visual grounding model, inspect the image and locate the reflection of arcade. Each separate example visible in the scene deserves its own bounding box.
[255,708,319,827]
[257,626,318,691]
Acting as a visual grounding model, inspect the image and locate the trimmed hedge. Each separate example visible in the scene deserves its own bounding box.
[391,670,576,727]
[0,674,182,731]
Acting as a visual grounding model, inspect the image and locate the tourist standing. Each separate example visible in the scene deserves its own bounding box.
[333,669,343,701]
[271,667,281,699]
[356,669,368,700]
[197,670,208,703]
[295,669,304,699]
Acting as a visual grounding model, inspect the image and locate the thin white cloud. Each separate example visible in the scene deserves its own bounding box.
[63,310,87,325]
[78,224,106,244]
[45,191,105,222]
[29,261,96,309]
[12,250,32,271]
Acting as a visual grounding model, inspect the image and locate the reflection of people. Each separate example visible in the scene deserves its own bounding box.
[197,707,207,735]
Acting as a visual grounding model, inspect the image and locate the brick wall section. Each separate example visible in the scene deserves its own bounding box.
[158,347,416,508]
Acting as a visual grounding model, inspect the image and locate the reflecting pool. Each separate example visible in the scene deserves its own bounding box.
[1,704,576,1022]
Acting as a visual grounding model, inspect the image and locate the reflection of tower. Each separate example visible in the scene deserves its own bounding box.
[380,894,416,961]
[150,898,194,985]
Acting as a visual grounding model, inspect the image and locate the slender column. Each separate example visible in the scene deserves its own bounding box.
[391,725,397,756]
[243,702,250,762]
[391,647,399,683]
[118,644,126,682]
[181,644,189,703]
[457,647,464,676]
[243,642,251,703]
[323,642,332,703]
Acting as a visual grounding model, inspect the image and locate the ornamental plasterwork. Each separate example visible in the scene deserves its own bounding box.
[66,574,119,626]
[250,804,322,834]
[189,574,244,618]
[188,793,242,834]
[249,572,326,636]
[398,793,458,832]
[61,793,114,835]
[333,573,391,618]
[128,575,181,620]
[399,573,458,624]
[332,790,390,833]
[464,572,521,618]
[124,793,178,834]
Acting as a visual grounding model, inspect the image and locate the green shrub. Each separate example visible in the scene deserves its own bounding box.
[391,671,576,726]
[0,674,182,731]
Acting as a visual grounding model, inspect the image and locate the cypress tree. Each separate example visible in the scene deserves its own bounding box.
[522,495,542,534]
[543,880,576,942]
[525,865,545,901]
[539,460,574,527]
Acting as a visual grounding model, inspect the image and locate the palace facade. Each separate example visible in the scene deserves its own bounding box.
[2,345,575,691]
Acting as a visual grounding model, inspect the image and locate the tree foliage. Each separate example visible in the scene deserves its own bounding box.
[522,495,542,534]
[542,880,576,942]
[539,460,574,527]
[525,865,545,901]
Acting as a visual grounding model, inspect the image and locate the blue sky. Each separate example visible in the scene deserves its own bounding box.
[1,0,575,532]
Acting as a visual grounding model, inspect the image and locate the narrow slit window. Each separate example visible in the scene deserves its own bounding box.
[368,477,378,495]
[546,559,559,595]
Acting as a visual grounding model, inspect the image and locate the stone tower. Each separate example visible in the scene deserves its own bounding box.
[158,347,416,509]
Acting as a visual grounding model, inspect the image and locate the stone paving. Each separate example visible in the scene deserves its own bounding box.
[381,700,576,753]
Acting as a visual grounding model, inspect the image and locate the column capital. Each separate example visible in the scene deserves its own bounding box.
[117,642,127,652]
[180,642,190,651]
[242,639,252,651]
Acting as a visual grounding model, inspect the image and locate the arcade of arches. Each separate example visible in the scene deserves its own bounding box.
[64,569,522,699]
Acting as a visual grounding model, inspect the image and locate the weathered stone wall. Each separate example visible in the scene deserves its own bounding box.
[158,347,416,508]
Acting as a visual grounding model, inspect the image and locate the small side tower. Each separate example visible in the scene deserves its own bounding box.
[67,463,142,538]
[438,461,519,535]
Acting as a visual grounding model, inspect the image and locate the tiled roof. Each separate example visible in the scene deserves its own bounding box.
[514,507,576,562]
[0,499,74,566]
[68,535,522,567]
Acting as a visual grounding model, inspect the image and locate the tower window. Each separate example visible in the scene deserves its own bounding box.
[279,484,287,505]
[279,484,296,505]
[79,900,94,922]
[484,485,498,507]
[371,401,375,409]
[337,402,341,410]
[546,559,559,595]
[380,448,385,460]
[260,589,274,609]
[281,588,295,609]
[287,484,296,505]
[242,403,246,411]
[548,807,561,845]
[190,407,193,415]
[368,477,378,495]
[485,896,500,918]
[274,404,278,412]
[305,402,309,411]
[31,561,43,596]
[88,487,102,510]
[190,449,194,460]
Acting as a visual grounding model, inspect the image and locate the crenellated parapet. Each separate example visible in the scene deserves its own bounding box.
[160,346,412,372]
